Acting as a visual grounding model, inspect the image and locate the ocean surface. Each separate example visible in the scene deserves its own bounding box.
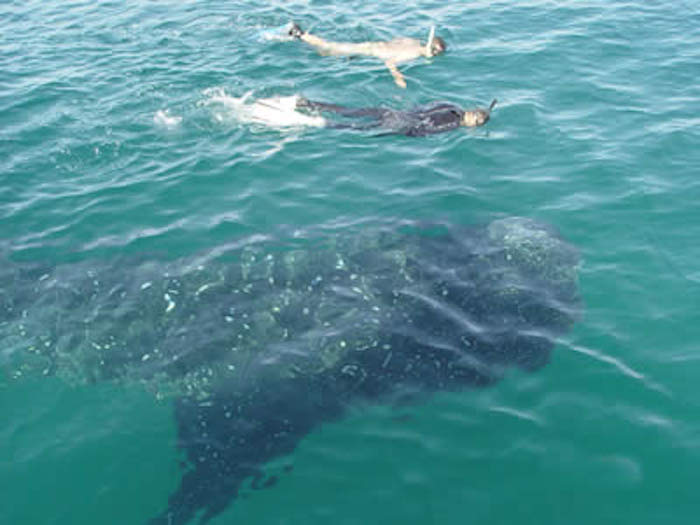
[2,1,700,524]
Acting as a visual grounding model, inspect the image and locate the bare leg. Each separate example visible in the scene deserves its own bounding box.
[289,23,376,57]
[301,34,375,56]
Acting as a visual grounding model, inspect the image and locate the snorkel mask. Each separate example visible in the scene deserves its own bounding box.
[425,26,446,57]
[462,99,498,127]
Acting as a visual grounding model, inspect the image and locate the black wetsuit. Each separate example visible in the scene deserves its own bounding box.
[300,100,465,137]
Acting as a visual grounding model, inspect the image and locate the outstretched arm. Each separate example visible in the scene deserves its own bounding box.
[385,61,406,88]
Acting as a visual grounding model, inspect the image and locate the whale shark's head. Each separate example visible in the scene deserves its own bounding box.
[341,217,581,394]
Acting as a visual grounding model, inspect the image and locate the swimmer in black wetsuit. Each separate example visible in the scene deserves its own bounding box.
[296,98,497,137]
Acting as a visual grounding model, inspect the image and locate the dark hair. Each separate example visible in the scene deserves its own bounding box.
[431,36,447,55]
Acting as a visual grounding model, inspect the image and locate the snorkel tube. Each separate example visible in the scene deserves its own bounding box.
[425,25,436,56]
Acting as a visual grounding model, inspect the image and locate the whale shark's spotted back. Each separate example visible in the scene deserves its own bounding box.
[0,217,581,525]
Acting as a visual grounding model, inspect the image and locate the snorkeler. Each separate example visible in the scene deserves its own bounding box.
[288,23,446,88]
[295,97,497,137]
[220,92,495,136]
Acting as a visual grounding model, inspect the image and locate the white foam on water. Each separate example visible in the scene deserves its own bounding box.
[260,23,295,42]
[153,109,183,128]
[201,88,326,129]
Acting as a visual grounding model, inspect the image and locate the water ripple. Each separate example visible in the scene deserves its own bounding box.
[2,1,700,523]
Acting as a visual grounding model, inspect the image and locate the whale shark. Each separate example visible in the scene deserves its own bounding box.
[0,217,581,524]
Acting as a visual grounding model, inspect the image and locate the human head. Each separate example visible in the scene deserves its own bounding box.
[462,99,497,127]
[429,36,447,57]
[424,26,447,57]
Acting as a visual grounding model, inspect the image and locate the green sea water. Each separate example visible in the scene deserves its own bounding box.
[2,1,700,524]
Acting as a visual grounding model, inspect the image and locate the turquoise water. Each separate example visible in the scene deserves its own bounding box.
[2,0,700,524]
